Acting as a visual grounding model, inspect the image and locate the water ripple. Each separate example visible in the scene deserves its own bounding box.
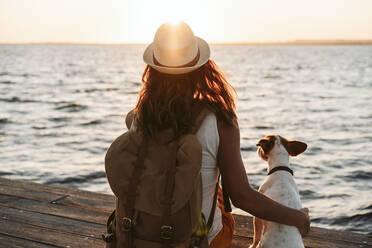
[0,96,38,103]
[55,103,88,112]
[0,80,16,84]
[344,170,372,181]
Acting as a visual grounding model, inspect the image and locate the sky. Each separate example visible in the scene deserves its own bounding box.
[0,0,372,44]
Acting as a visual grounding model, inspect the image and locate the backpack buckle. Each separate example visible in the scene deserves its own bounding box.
[121,217,133,232]
[102,233,115,243]
[160,225,173,240]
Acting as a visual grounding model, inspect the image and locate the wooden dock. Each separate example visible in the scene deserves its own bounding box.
[0,177,370,248]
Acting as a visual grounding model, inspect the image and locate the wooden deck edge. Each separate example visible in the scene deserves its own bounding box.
[0,177,371,248]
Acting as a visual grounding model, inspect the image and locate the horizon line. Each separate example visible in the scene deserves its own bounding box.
[1,39,372,46]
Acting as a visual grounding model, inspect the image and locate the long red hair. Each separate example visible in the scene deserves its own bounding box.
[134,60,237,138]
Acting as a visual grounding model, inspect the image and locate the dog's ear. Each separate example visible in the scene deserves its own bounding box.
[280,136,307,156]
[256,136,275,160]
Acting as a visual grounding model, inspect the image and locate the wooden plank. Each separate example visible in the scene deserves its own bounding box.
[0,205,104,239]
[0,178,115,212]
[0,194,108,225]
[233,214,254,236]
[0,184,68,203]
[304,226,372,248]
[231,234,252,247]
[0,177,114,201]
[0,218,104,248]
[0,233,59,248]
[0,183,113,213]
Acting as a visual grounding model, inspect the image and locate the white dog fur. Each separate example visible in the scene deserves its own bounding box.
[249,135,307,248]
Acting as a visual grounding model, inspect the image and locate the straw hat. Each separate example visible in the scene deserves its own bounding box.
[143,22,210,75]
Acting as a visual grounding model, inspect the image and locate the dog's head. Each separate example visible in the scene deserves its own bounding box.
[256,135,307,161]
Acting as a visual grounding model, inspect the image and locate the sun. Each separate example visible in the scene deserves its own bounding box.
[127,0,217,43]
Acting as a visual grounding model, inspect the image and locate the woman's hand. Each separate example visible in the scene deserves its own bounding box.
[298,208,311,237]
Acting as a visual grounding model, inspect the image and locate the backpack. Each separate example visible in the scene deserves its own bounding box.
[103,107,218,248]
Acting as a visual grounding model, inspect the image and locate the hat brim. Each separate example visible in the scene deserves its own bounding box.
[143,37,210,75]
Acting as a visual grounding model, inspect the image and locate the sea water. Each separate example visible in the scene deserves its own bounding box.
[0,44,371,234]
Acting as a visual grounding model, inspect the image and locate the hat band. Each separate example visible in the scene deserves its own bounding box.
[153,49,200,68]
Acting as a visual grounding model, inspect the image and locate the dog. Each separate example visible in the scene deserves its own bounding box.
[249,135,307,248]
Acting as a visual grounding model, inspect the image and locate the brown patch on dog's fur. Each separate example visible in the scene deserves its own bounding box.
[256,135,276,161]
[257,135,307,160]
[279,136,307,156]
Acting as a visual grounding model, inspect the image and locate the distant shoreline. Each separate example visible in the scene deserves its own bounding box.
[214,40,372,46]
[1,40,372,46]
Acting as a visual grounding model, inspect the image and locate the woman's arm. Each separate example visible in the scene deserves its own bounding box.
[217,119,310,236]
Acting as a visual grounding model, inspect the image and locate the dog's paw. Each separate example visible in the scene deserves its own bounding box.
[249,245,256,248]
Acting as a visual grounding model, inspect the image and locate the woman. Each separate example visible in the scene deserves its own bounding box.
[126,22,310,247]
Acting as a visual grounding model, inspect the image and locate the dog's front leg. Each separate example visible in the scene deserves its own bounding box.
[250,183,269,248]
[249,216,264,248]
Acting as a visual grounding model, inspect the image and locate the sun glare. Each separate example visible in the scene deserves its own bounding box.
[128,0,218,43]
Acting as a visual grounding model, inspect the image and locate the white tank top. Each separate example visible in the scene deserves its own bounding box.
[195,112,222,243]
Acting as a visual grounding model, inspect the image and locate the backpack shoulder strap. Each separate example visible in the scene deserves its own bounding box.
[123,137,149,247]
[222,178,232,212]
[207,174,220,229]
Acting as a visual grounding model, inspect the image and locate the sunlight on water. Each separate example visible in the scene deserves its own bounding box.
[0,44,371,234]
